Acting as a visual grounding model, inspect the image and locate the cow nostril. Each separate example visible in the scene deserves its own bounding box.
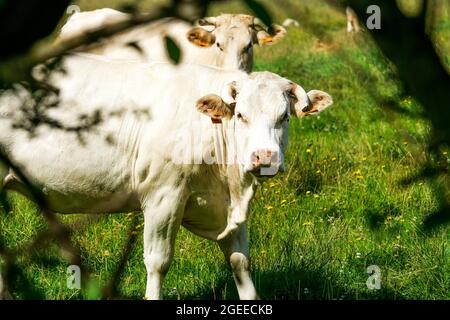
[251,152,260,167]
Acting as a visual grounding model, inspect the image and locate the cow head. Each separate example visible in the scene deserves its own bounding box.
[196,72,333,177]
[186,14,286,72]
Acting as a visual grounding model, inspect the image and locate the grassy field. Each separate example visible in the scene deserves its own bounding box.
[1,0,449,299]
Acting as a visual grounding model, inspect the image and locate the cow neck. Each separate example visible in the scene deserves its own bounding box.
[210,117,238,175]
[210,118,259,240]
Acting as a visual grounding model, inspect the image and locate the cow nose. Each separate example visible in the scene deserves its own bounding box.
[251,150,278,170]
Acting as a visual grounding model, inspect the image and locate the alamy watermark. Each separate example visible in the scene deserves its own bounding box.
[67,265,81,290]
[366,5,381,30]
[366,265,381,290]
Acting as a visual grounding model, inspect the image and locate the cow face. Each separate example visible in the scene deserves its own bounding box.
[186,14,286,72]
[196,72,333,177]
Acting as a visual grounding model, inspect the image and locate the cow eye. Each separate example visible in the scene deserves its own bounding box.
[216,42,223,51]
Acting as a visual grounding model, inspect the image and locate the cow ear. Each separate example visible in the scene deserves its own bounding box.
[196,94,234,123]
[289,84,333,118]
[186,27,216,47]
[256,24,286,45]
[303,90,333,116]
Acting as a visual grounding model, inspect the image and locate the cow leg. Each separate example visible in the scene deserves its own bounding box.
[142,187,185,300]
[218,223,258,300]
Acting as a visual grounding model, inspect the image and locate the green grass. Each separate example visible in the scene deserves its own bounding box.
[1,0,449,300]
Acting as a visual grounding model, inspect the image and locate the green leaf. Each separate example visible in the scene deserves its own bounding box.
[244,0,273,31]
[164,36,181,65]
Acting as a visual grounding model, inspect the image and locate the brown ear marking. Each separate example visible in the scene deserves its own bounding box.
[302,90,333,116]
[302,106,318,114]
[186,27,216,47]
[196,94,234,121]
[260,36,273,44]
[256,24,286,45]
[303,96,323,115]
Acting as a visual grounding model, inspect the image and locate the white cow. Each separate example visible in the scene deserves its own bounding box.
[58,8,286,72]
[0,54,332,299]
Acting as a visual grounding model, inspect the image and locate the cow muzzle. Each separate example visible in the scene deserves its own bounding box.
[250,150,281,176]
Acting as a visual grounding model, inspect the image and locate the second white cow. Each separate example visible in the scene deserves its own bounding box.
[58,8,286,72]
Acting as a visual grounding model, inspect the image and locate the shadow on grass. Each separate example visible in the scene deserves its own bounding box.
[422,205,450,232]
[6,263,46,299]
[180,264,404,300]
[286,159,324,196]
[364,203,402,231]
